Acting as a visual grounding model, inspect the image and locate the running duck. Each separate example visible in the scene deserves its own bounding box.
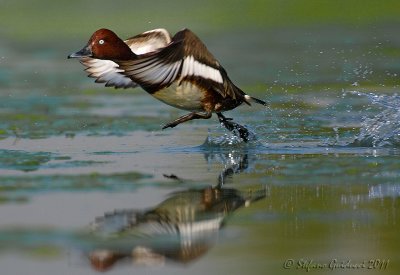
[68,28,266,141]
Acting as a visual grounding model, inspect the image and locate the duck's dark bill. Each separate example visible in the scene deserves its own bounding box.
[68,45,92,58]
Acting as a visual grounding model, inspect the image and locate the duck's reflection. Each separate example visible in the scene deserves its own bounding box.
[87,150,265,271]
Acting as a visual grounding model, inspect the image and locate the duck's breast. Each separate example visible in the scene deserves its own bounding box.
[152,82,205,111]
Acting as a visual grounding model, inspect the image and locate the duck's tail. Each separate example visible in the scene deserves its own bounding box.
[244,94,267,106]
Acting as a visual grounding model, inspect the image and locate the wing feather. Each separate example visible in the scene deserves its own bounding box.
[115,29,245,102]
[78,29,172,89]
[80,58,136,89]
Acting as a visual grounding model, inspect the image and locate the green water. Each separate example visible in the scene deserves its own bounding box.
[1,1,400,274]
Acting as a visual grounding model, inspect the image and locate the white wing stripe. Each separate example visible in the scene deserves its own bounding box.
[180,55,223,83]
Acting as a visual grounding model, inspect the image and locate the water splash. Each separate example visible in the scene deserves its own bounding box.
[203,125,258,147]
[351,91,400,147]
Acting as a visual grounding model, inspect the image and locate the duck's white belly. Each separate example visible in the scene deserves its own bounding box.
[152,82,204,111]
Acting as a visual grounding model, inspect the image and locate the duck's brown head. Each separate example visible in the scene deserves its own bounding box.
[68,28,135,60]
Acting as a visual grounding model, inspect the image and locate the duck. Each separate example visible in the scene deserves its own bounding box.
[68,28,266,141]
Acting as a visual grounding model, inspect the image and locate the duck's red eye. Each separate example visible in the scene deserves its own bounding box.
[99,39,105,45]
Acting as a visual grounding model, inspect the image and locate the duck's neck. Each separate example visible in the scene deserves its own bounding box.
[111,40,136,61]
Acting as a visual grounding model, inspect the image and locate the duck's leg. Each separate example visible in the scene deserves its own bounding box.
[162,112,212,129]
[217,112,250,142]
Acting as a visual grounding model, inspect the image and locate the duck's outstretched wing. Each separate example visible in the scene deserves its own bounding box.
[79,29,171,89]
[118,29,245,101]
[79,57,136,89]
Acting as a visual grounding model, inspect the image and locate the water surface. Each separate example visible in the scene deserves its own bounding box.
[0,24,400,275]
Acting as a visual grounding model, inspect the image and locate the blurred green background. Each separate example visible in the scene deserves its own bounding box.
[1,0,400,41]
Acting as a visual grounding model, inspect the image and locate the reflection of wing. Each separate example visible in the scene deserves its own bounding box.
[119,29,243,100]
[79,29,172,89]
[90,209,138,234]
